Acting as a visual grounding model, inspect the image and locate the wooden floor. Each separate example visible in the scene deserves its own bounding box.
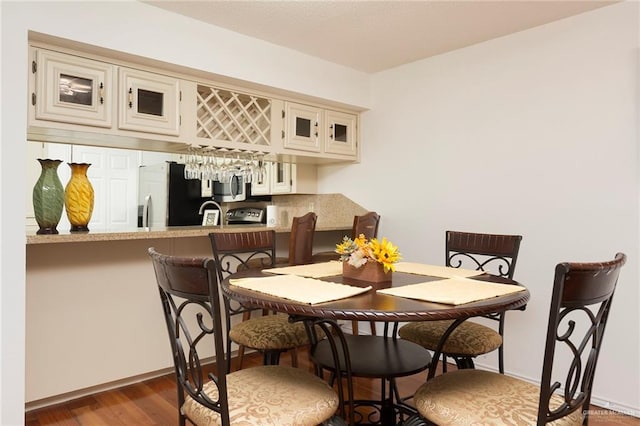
[26,349,639,425]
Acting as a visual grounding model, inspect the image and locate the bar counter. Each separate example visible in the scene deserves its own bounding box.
[26,193,364,245]
[26,222,351,245]
[25,193,366,408]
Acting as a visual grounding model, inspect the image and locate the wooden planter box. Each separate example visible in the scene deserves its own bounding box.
[342,261,392,283]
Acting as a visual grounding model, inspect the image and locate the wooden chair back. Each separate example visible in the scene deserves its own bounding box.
[208,230,276,279]
[288,212,317,265]
[537,253,625,423]
[352,212,380,239]
[446,230,522,279]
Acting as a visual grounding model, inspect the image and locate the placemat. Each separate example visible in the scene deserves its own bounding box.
[377,277,525,305]
[230,274,371,305]
[263,261,343,278]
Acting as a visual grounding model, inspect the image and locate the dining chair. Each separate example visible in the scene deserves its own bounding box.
[404,252,626,426]
[245,211,318,268]
[398,230,522,373]
[286,211,318,265]
[148,248,346,426]
[208,230,309,371]
[312,212,380,263]
[312,211,381,335]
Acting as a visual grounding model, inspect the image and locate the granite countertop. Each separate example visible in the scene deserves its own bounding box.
[26,193,368,245]
[25,223,350,245]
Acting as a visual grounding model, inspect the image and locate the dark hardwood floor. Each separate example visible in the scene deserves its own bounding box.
[26,348,639,425]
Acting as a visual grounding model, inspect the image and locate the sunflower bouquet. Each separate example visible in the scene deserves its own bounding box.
[335,234,401,273]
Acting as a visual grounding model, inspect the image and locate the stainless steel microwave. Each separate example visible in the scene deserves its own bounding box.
[212,175,247,202]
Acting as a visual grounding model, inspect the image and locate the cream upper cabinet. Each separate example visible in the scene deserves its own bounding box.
[118,68,181,136]
[283,102,358,158]
[33,49,114,128]
[28,44,359,163]
[270,162,293,194]
[324,109,357,156]
[250,162,317,195]
[31,47,182,138]
[283,102,322,152]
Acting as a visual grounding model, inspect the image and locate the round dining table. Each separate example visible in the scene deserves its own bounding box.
[221,265,530,425]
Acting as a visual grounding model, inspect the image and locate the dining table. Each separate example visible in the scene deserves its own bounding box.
[220,261,530,425]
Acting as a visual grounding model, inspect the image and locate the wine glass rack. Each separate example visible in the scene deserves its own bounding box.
[196,85,272,148]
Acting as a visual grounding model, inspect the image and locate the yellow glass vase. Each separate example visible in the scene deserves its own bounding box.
[64,163,94,233]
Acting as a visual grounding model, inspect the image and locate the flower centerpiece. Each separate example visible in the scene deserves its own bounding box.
[335,234,401,283]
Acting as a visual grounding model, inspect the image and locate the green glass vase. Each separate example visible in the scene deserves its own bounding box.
[32,159,64,235]
[64,163,95,233]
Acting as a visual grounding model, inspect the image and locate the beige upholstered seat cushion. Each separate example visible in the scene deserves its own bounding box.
[414,369,584,426]
[182,365,339,426]
[229,313,309,350]
[399,319,502,356]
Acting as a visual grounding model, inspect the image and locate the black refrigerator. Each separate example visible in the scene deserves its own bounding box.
[138,162,209,227]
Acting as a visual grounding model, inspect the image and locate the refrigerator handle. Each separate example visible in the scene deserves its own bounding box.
[142,195,151,229]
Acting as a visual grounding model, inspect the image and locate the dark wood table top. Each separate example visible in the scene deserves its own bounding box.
[221,267,530,322]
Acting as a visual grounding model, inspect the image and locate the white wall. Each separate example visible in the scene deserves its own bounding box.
[319,1,639,414]
[0,2,370,424]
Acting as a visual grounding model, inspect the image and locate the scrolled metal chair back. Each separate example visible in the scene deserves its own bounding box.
[148,248,230,426]
[445,230,522,279]
[209,230,278,371]
[209,230,276,279]
[538,253,625,424]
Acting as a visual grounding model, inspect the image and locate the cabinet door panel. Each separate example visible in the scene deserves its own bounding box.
[251,162,271,195]
[271,162,292,194]
[325,110,357,156]
[284,103,321,152]
[118,68,180,136]
[34,49,113,127]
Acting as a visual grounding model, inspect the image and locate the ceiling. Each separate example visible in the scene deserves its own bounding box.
[144,1,617,73]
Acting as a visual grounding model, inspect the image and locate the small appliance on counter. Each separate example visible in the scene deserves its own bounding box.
[225,207,266,225]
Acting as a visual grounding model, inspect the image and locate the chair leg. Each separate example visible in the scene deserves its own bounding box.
[351,320,359,335]
[263,350,282,365]
[454,356,475,369]
[235,310,253,370]
[369,321,376,336]
[237,344,246,370]
[290,347,299,367]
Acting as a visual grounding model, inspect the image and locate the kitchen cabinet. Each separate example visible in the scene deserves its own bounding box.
[28,42,360,164]
[32,48,114,128]
[324,109,357,156]
[118,67,181,136]
[283,102,322,153]
[251,162,317,195]
[30,47,182,138]
[283,102,358,158]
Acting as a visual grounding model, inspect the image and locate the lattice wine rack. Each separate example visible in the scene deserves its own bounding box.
[196,85,272,148]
